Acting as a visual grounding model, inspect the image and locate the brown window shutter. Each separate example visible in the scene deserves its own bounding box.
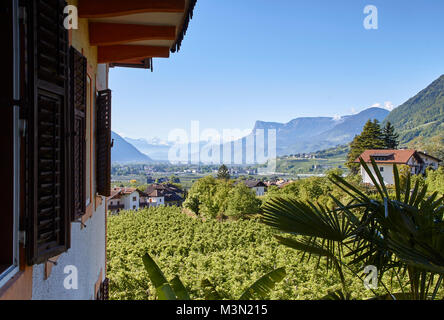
[97,278,110,300]
[96,89,112,197]
[25,0,71,265]
[70,47,87,220]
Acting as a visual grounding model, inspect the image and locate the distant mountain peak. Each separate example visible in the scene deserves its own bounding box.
[111,131,152,164]
[247,107,389,156]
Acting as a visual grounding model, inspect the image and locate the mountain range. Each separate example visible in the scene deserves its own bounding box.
[111,131,152,164]
[250,107,389,156]
[112,74,443,163]
[124,137,171,161]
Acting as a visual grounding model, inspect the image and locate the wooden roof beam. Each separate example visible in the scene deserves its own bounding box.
[98,45,170,64]
[90,23,176,46]
[78,0,186,18]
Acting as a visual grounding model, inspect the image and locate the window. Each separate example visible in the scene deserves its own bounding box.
[380,167,384,172]
[133,197,137,202]
[0,0,20,285]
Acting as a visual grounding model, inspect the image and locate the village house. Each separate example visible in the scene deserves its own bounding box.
[1,0,198,300]
[108,188,140,214]
[142,184,185,207]
[355,149,441,185]
[240,180,267,196]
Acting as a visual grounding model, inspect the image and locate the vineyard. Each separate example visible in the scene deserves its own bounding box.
[107,207,374,300]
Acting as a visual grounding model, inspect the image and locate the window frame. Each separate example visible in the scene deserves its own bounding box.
[0,0,20,288]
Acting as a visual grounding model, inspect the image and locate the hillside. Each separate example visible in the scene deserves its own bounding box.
[250,107,389,156]
[385,74,444,143]
[111,131,153,164]
[124,137,171,161]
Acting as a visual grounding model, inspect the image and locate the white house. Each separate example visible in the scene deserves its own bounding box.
[355,149,441,185]
[108,188,140,214]
[243,180,267,196]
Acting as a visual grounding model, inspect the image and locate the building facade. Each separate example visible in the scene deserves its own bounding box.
[242,180,267,196]
[108,188,140,214]
[356,149,441,185]
[0,0,197,300]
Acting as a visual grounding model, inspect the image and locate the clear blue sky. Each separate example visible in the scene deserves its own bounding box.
[110,0,444,140]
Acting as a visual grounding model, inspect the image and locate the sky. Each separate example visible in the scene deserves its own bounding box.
[110,0,444,141]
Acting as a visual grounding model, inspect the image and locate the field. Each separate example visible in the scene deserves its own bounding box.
[107,207,375,300]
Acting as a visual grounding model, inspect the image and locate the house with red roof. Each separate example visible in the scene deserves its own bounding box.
[355,149,441,185]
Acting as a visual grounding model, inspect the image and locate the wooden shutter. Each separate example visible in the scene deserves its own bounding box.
[25,0,71,265]
[97,278,110,300]
[70,47,87,220]
[96,89,112,197]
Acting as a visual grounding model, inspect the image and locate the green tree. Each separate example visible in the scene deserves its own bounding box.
[225,183,262,219]
[185,176,232,219]
[217,164,231,180]
[382,121,399,149]
[426,166,444,194]
[346,119,385,174]
[183,195,200,215]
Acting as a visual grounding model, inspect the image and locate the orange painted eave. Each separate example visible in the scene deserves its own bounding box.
[98,45,170,64]
[78,0,186,19]
[90,23,177,46]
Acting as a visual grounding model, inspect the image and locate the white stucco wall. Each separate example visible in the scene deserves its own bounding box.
[361,164,396,185]
[123,192,139,210]
[32,199,106,300]
[149,196,165,207]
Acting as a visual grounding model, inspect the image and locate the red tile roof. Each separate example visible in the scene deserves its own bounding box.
[354,149,418,164]
[109,187,138,199]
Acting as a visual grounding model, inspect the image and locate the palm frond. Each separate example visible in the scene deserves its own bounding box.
[239,268,286,300]
[261,197,354,242]
[171,276,191,300]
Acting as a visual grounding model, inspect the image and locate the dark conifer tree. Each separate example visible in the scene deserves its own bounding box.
[346,119,385,174]
[217,164,231,180]
[382,121,399,149]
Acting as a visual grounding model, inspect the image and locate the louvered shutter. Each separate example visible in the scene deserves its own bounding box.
[26,0,71,265]
[70,47,87,220]
[97,278,110,300]
[96,89,112,197]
